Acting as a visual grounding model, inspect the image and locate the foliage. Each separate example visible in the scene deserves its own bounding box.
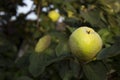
[0,0,120,80]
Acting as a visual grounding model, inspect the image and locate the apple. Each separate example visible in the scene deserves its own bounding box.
[69,27,102,62]
[35,35,51,53]
[48,10,60,22]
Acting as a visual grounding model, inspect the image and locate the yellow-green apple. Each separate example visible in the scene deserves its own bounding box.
[69,27,102,62]
[48,10,60,22]
[35,35,51,53]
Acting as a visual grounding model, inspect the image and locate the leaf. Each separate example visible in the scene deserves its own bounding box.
[111,26,120,37]
[80,8,105,27]
[29,53,47,77]
[110,55,120,76]
[66,26,76,33]
[16,76,33,80]
[29,48,70,77]
[69,60,82,78]
[63,2,76,12]
[108,16,118,28]
[50,31,68,41]
[96,43,120,60]
[50,0,62,4]
[0,71,5,80]
[29,54,55,77]
[54,61,72,80]
[83,61,107,80]
[55,41,70,57]
[98,28,114,47]
[15,53,30,68]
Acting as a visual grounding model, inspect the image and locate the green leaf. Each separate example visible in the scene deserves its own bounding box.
[16,76,33,80]
[83,61,107,80]
[81,8,105,27]
[63,2,76,12]
[111,26,120,37]
[0,71,5,80]
[29,48,70,77]
[66,26,76,33]
[108,15,119,29]
[50,31,68,41]
[15,53,30,68]
[50,0,62,4]
[55,41,70,57]
[98,28,114,47]
[29,53,47,77]
[69,60,81,78]
[96,43,120,60]
[54,61,72,80]
[29,50,54,77]
[110,55,120,78]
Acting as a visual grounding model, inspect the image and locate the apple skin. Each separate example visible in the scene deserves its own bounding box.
[35,35,51,53]
[48,10,60,22]
[69,27,102,62]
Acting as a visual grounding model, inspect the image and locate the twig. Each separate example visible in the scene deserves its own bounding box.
[15,40,29,62]
[36,2,41,28]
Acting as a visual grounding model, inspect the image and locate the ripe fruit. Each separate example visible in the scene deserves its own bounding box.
[69,27,102,62]
[48,10,60,22]
[35,35,51,53]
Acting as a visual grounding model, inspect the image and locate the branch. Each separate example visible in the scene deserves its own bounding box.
[36,2,41,28]
[15,40,29,62]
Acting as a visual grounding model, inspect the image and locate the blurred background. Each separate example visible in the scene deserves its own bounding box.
[0,0,120,80]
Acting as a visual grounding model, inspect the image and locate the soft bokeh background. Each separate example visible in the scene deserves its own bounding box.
[0,0,120,80]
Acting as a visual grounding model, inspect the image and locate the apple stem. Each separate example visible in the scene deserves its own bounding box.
[86,30,90,34]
